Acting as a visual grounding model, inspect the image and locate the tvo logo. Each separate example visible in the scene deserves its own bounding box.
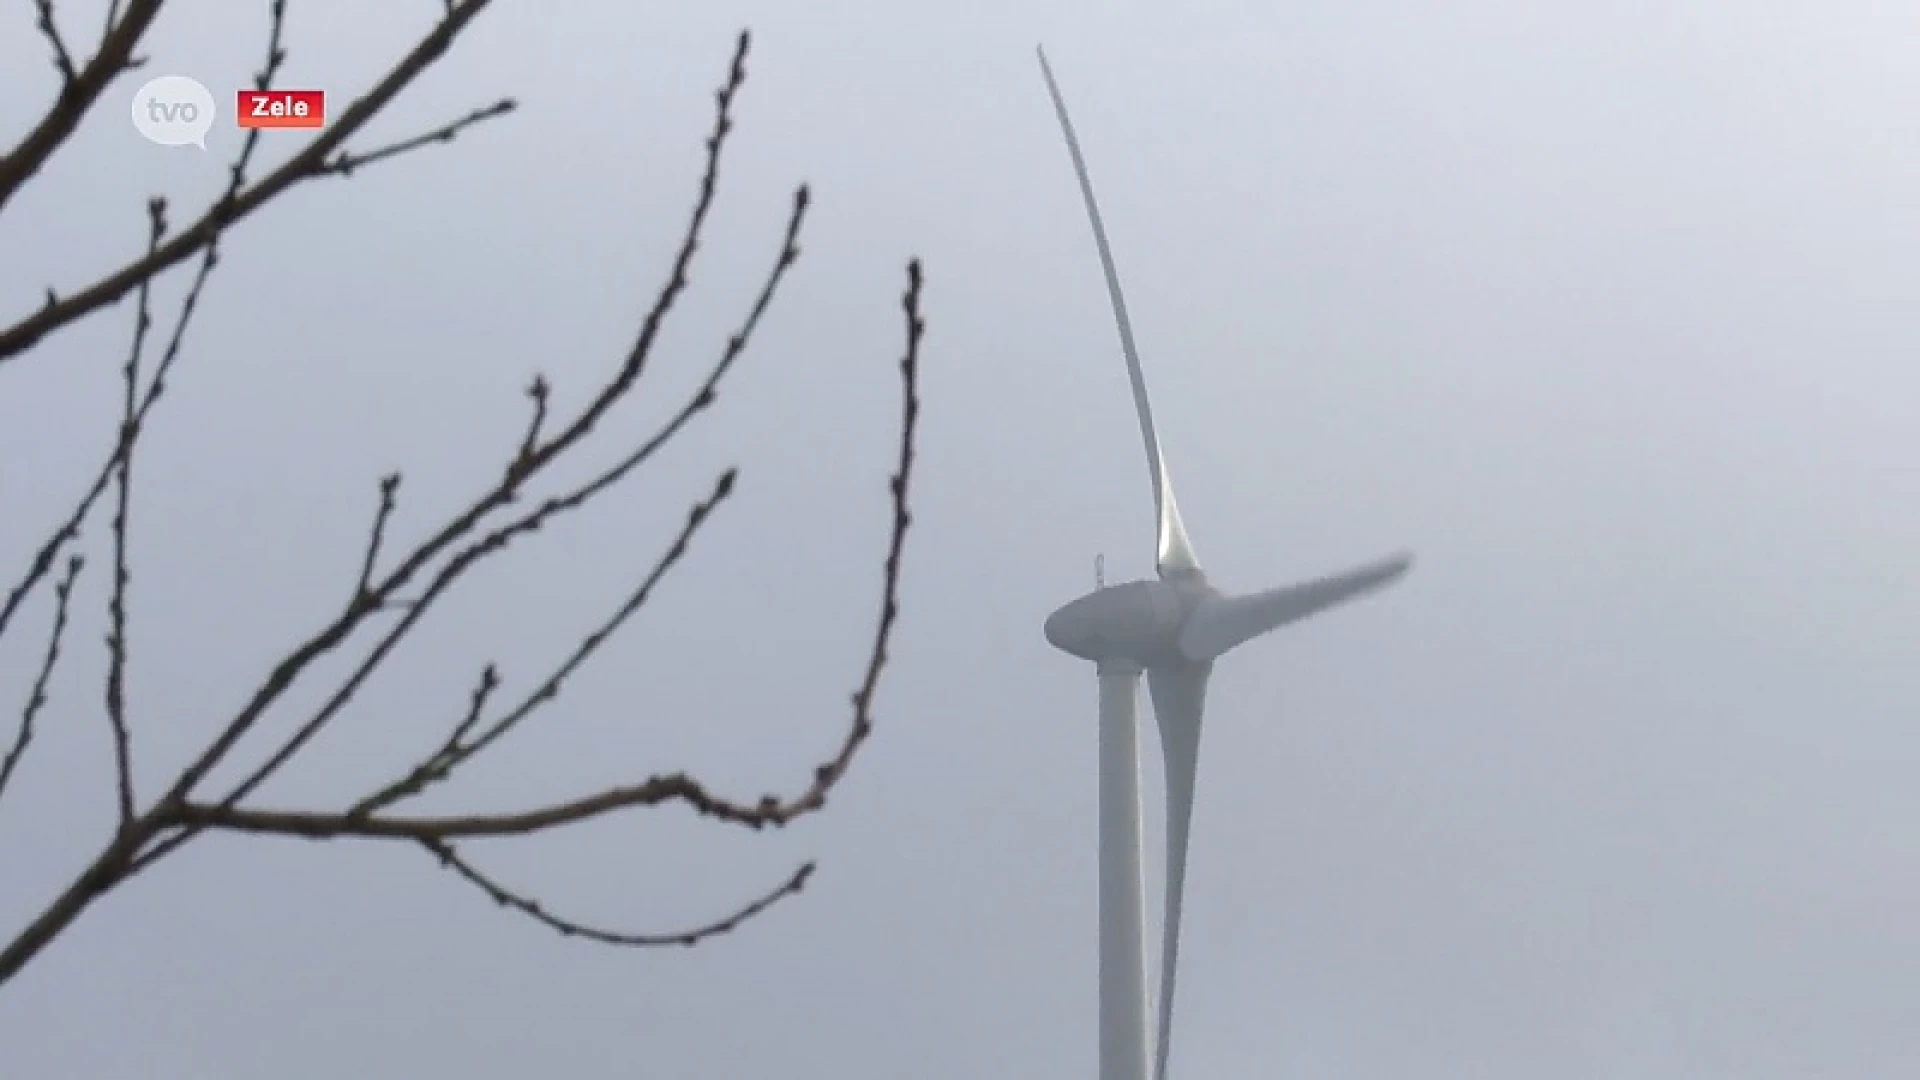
[131,75,215,149]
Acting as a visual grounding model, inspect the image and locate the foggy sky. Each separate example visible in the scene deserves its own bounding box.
[2,1,1915,1077]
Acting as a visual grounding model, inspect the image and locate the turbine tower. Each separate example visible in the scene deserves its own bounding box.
[1035,48,1414,1080]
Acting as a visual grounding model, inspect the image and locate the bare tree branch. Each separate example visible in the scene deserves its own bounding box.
[0,2,523,977]
[0,0,506,368]
[0,0,162,216]
[174,767,807,839]
[0,21,925,986]
[0,557,84,808]
[144,255,918,960]
[423,839,815,948]
[139,30,769,838]
[0,0,482,643]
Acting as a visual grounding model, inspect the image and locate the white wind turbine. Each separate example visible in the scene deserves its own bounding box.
[1035,48,1414,1080]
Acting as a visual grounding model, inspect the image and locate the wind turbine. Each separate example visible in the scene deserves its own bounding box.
[1035,47,1414,1080]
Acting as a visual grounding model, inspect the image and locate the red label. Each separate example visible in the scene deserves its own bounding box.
[236,90,325,129]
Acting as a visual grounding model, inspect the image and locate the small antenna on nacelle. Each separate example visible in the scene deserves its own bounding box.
[1095,552,1106,589]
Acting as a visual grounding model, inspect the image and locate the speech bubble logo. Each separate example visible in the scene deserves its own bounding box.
[131,75,215,150]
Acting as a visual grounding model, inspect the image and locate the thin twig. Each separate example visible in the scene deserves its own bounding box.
[0,557,84,807]
[347,663,499,816]
[351,473,402,605]
[424,839,814,947]
[353,471,738,817]
[0,440,113,646]
[34,0,79,84]
[219,0,292,204]
[318,99,518,177]
[821,257,925,798]
[101,198,168,825]
[138,237,223,436]
[512,375,549,470]
[99,0,125,50]
[0,0,504,367]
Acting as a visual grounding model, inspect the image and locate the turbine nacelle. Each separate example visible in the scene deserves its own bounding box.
[1043,574,1211,669]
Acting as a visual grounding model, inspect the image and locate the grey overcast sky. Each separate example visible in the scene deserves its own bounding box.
[3,1,1916,1077]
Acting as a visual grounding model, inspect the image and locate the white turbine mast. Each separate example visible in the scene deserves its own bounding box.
[1035,46,1414,1080]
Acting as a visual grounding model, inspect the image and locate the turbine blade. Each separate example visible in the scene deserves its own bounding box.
[1036,46,1201,577]
[1146,661,1212,1080]
[1178,552,1413,662]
